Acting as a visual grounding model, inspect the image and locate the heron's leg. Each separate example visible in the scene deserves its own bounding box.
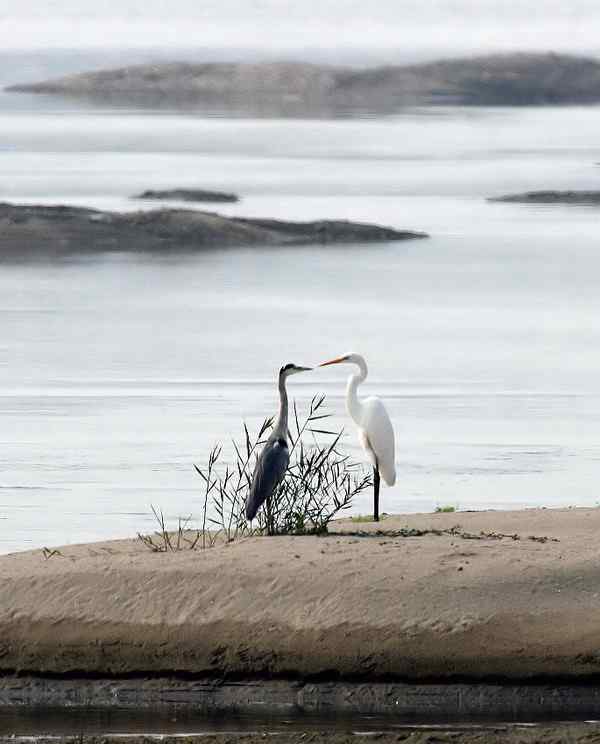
[266,493,273,535]
[373,466,380,522]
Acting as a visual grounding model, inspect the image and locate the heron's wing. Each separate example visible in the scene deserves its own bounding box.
[362,397,396,486]
[245,438,289,521]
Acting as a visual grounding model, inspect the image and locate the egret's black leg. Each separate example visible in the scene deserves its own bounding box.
[373,466,380,522]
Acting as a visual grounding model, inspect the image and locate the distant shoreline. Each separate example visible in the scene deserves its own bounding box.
[6,52,600,112]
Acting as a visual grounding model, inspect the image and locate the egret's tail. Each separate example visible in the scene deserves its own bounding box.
[380,464,396,487]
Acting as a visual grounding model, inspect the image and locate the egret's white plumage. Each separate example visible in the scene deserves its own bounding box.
[319,352,396,519]
[356,398,396,486]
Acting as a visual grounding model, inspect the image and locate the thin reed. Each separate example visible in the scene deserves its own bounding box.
[137,395,371,550]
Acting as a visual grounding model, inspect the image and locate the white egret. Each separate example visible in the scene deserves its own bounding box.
[319,353,396,521]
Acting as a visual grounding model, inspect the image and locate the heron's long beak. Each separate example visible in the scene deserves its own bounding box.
[297,366,313,372]
[319,355,348,367]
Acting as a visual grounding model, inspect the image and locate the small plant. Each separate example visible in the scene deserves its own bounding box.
[41,546,63,560]
[137,505,205,552]
[350,514,378,523]
[202,395,372,538]
[435,505,456,513]
[138,396,371,551]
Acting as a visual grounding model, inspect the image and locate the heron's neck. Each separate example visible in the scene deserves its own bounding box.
[273,373,288,440]
[346,359,368,426]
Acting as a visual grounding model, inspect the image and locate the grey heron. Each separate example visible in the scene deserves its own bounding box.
[319,353,396,522]
[245,362,311,526]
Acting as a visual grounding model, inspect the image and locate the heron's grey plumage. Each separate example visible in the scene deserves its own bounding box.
[245,362,311,523]
[245,435,289,521]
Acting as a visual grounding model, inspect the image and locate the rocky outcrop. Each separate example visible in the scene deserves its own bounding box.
[134,189,239,203]
[7,53,600,110]
[0,202,427,257]
[489,190,600,204]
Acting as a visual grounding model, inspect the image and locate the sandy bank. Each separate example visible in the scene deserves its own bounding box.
[1,508,600,680]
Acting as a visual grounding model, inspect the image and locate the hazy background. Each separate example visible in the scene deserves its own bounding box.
[1,0,600,62]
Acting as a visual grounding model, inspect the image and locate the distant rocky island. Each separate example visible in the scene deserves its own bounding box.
[7,53,600,111]
[489,190,600,205]
[134,188,239,203]
[0,202,427,257]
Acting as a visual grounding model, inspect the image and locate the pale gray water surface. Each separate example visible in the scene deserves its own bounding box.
[1,97,600,553]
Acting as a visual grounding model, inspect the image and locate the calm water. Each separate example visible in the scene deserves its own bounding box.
[1,93,600,553]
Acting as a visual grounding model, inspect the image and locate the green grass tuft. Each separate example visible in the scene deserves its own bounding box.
[435,505,456,513]
[350,514,376,523]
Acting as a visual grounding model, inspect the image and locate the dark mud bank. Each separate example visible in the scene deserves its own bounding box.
[4,675,600,720]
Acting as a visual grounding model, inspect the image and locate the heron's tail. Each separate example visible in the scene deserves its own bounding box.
[245,489,264,521]
[245,501,257,521]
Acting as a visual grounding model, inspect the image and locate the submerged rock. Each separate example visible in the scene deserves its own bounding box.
[489,190,600,204]
[0,202,427,257]
[134,188,239,203]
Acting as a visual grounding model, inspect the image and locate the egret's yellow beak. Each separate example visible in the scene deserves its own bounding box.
[319,355,348,367]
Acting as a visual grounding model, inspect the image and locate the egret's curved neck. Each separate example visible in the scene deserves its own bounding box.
[346,357,368,426]
[274,373,288,440]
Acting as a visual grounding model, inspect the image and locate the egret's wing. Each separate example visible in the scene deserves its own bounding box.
[362,397,396,486]
[245,439,289,521]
